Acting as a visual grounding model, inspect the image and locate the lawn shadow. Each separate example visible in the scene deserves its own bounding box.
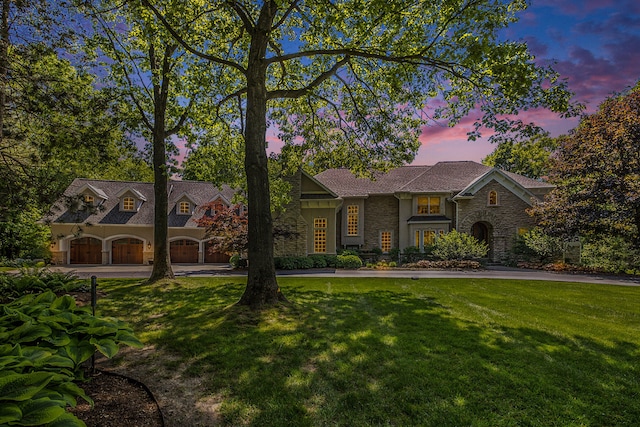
[99,279,640,426]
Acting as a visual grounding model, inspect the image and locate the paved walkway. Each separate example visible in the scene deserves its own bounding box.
[47,264,640,287]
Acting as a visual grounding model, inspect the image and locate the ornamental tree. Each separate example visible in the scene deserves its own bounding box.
[196,203,249,256]
[140,0,578,308]
[530,83,640,247]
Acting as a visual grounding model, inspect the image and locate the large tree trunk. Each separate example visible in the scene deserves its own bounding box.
[148,82,174,282]
[237,2,285,308]
[148,129,174,282]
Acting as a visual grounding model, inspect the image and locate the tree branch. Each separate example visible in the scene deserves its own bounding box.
[267,55,349,100]
[141,0,247,75]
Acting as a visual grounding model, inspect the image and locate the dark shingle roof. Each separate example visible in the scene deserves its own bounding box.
[315,161,552,196]
[314,166,431,197]
[47,179,238,227]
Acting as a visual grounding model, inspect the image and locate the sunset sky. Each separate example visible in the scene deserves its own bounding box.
[414,0,640,164]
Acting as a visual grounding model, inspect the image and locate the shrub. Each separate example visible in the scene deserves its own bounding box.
[431,230,488,260]
[229,254,241,268]
[405,260,483,269]
[323,255,339,268]
[308,255,328,268]
[336,254,362,269]
[521,227,563,263]
[0,268,84,303]
[401,246,424,264]
[0,291,143,426]
[581,236,640,274]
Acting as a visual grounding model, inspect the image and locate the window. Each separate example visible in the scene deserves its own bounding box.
[424,230,436,245]
[347,205,359,236]
[314,218,327,253]
[415,228,445,250]
[380,231,392,253]
[417,196,441,214]
[179,201,191,214]
[122,197,135,211]
[84,195,94,206]
[488,190,498,206]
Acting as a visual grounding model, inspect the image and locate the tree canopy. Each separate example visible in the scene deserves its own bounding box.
[482,132,558,179]
[530,82,640,246]
[138,0,579,307]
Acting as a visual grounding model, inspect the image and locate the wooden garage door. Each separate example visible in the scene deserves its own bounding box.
[204,240,231,263]
[70,237,102,264]
[170,239,199,263]
[112,238,143,264]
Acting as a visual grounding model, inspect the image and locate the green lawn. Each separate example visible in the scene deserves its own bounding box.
[96,277,640,426]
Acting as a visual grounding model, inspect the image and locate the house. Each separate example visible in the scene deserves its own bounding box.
[313,161,553,260]
[46,171,340,265]
[47,161,552,265]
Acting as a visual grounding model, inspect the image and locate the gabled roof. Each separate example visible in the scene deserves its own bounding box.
[77,183,109,200]
[47,178,239,227]
[116,186,147,202]
[452,168,537,205]
[315,161,553,198]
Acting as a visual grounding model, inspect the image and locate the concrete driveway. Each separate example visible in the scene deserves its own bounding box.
[47,264,640,287]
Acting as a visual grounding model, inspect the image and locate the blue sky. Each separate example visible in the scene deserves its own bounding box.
[415,0,640,164]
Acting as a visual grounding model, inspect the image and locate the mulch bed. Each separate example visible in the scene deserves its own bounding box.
[69,370,164,427]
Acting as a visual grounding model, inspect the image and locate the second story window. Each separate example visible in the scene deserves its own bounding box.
[347,205,359,236]
[417,196,441,214]
[122,197,135,211]
[488,190,498,206]
[179,201,191,214]
[84,195,94,206]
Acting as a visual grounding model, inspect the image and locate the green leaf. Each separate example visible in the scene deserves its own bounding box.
[16,397,66,425]
[41,354,75,369]
[115,331,144,348]
[54,381,93,407]
[63,339,95,366]
[90,337,119,358]
[50,295,77,311]
[0,372,53,401]
[12,322,52,344]
[0,402,21,424]
[46,411,87,427]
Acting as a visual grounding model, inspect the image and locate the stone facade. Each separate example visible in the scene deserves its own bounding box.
[363,195,399,250]
[457,180,537,260]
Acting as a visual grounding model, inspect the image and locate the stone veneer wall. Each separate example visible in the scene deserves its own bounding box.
[273,170,308,257]
[456,180,538,261]
[363,195,399,250]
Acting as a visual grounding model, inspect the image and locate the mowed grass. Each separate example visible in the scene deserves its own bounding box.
[96,277,640,426]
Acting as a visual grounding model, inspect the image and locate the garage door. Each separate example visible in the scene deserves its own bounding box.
[204,240,231,263]
[70,237,102,264]
[112,238,143,264]
[170,239,199,263]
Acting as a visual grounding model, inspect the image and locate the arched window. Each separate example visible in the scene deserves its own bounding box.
[488,190,498,206]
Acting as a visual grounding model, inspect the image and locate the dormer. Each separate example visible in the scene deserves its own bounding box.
[204,195,231,217]
[175,193,198,216]
[76,183,108,207]
[116,187,146,212]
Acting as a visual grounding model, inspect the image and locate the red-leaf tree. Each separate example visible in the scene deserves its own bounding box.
[530,82,640,246]
[197,202,248,256]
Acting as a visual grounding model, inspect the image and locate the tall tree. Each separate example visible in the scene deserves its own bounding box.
[0,44,152,258]
[482,132,558,179]
[142,0,578,308]
[530,83,640,246]
[82,1,202,281]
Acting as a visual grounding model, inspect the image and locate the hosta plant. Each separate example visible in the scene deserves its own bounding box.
[0,291,143,426]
